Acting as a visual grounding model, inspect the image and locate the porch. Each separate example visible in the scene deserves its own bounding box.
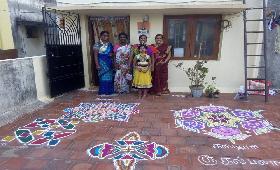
[0,90,279,169]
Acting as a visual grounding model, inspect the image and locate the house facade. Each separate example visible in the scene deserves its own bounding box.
[0,0,267,125]
[49,0,262,94]
[51,0,251,93]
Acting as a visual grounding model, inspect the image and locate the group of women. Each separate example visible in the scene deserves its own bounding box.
[93,31,172,99]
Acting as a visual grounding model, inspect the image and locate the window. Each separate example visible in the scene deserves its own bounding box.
[164,15,221,60]
[26,26,39,38]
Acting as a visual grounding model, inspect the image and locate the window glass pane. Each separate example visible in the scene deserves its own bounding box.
[194,18,218,58]
[167,19,187,58]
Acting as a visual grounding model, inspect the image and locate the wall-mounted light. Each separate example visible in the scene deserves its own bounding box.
[221,19,232,31]
[142,15,149,22]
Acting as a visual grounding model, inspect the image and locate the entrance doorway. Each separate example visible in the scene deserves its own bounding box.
[88,16,130,86]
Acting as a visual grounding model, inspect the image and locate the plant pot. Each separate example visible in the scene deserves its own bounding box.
[213,94,219,98]
[190,86,204,98]
[206,93,219,98]
[207,93,214,98]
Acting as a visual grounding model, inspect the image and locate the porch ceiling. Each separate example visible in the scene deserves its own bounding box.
[49,4,247,15]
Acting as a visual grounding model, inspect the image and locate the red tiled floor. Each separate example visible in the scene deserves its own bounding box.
[0,91,280,170]
[71,163,94,170]
[22,159,48,170]
[45,159,74,170]
[28,148,51,158]
[1,157,29,170]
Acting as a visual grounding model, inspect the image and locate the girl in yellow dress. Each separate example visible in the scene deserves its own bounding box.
[132,44,152,99]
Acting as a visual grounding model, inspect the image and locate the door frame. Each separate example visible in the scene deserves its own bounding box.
[87,16,130,86]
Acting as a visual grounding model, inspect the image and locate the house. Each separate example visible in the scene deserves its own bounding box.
[7,0,57,58]
[0,0,266,104]
[0,0,272,125]
[0,0,56,126]
[47,0,265,94]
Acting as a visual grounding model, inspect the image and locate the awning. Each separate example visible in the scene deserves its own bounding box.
[16,20,46,27]
[48,3,247,15]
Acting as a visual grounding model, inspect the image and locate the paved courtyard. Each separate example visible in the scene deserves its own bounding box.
[0,90,279,170]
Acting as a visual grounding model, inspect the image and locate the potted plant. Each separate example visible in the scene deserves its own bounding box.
[205,77,220,98]
[175,60,208,97]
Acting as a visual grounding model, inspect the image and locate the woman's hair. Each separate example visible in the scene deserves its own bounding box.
[118,32,128,39]
[100,31,109,36]
[138,44,148,50]
[155,34,164,39]
[138,34,147,40]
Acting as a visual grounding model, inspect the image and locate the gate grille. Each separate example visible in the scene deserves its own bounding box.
[42,7,84,97]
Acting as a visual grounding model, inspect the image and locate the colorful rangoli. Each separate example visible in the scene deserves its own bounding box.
[62,102,140,123]
[1,102,140,147]
[1,118,78,146]
[172,105,280,144]
[87,132,169,170]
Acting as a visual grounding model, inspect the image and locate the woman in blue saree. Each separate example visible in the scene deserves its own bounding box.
[93,31,114,95]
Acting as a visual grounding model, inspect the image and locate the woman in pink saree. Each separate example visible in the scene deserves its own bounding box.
[114,32,132,93]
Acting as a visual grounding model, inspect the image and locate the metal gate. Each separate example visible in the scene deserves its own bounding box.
[42,7,84,97]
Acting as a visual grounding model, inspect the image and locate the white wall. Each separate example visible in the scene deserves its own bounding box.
[245,0,265,78]
[80,14,92,88]
[57,0,242,5]
[32,55,52,102]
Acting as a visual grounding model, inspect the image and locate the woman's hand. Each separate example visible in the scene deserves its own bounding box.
[150,65,154,72]
[166,46,172,55]
[141,67,148,73]
[115,64,120,70]
[96,64,101,70]
[163,59,169,64]
[156,60,164,66]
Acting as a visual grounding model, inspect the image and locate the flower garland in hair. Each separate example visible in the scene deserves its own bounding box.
[99,39,109,53]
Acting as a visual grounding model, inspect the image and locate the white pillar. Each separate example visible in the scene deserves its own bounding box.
[80,14,91,89]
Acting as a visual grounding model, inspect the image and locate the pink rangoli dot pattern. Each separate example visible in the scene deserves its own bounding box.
[61,102,140,123]
[172,104,280,144]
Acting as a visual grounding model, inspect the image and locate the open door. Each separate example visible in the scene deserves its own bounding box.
[89,16,130,86]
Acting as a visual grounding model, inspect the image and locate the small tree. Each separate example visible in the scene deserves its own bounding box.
[185,60,208,87]
[176,60,208,88]
[205,77,220,98]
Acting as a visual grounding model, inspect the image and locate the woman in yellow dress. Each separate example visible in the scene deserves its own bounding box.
[132,44,152,99]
